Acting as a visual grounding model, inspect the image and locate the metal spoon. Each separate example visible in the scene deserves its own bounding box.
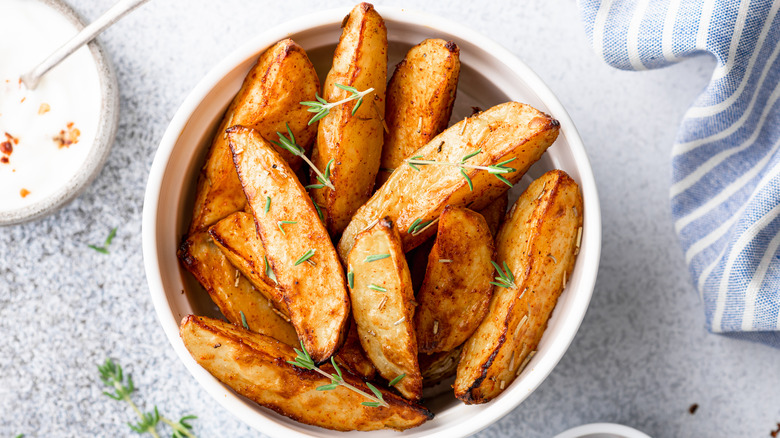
[20,0,151,89]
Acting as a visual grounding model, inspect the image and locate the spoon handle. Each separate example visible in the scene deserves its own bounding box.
[22,0,151,89]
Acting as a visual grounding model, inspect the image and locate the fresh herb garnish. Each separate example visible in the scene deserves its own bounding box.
[300,84,375,125]
[277,220,297,235]
[368,284,387,292]
[312,201,325,222]
[240,311,249,330]
[405,149,517,190]
[286,341,389,407]
[305,159,334,190]
[364,254,390,263]
[407,218,435,236]
[264,256,278,285]
[294,249,316,266]
[98,358,198,438]
[264,196,271,215]
[388,374,406,386]
[489,261,517,289]
[348,271,354,289]
[271,123,335,190]
[88,227,118,254]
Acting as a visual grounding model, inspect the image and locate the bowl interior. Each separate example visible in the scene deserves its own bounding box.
[145,7,599,438]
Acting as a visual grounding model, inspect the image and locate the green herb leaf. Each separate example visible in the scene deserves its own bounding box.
[368,284,387,292]
[277,220,297,235]
[240,311,249,330]
[347,271,354,289]
[264,196,271,215]
[88,245,109,255]
[294,249,316,266]
[316,383,340,391]
[489,260,517,289]
[460,148,482,163]
[264,256,278,285]
[312,201,325,222]
[388,374,406,386]
[364,254,390,263]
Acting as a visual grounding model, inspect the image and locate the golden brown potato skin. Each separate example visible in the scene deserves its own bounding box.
[338,101,560,263]
[190,38,320,232]
[177,232,298,345]
[415,206,494,354]
[208,211,287,316]
[310,2,388,234]
[478,191,508,238]
[347,218,422,401]
[377,38,460,185]
[180,315,433,431]
[454,170,583,404]
[334,319,378,381]
[229,126,350,364]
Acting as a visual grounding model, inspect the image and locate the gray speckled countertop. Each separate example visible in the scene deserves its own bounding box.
[2,1,779,437]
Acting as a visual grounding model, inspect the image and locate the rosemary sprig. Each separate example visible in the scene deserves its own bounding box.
[88,227,118,254]
[264,256,278,285]
[406,149,517,190]
[312,201,325,222]
[489,261,517,289]
[368,284,387,292]
[365,254,390,263]
[271,123,335,190]
[98,359,198,438]
[264,196,271,215]
[300,84,375,125]
[388,374,406,386]
[305,159,334,190]
[240,311,249,330]
[407,218,434,236]
[348,271,354,289]
[294,249,316,266]
[286,341,389,407]
[277,220,297,235]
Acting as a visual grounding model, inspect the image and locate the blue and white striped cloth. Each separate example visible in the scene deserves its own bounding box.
[579,0,780,347]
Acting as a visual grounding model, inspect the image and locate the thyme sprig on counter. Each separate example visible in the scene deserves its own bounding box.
[301,84,374,125]
[286,341,392,407]
[271,124,335,190]
[98,358,198,438]
[89,227,118,254]
[406,148,517,190]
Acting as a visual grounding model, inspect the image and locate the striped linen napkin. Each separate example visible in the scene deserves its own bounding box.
[579,0,780,346]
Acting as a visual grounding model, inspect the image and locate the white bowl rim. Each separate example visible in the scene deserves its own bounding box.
[0,0,119,226]
[553,422,653,438]
[143,5,602,438]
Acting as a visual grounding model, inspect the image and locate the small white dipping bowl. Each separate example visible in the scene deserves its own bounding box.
[143,6,601,438]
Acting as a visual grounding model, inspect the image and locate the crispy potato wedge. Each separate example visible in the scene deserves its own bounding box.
[454,170,583,404]
[347,218,422,400]
[190,38,320,232]
[310,2,388,234]
[180,315,433,431]
[208,211,287,316]
[377,38,460,185]
[177,232,298,345]
[478,191,508,238]
[229,126,350,363]
[334,319,378,381]
[419,346,462,387]
[415,206,494,354]
[338,101,560,263]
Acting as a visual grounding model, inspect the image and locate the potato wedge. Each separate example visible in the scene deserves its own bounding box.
[229,126,350,363]
[338,101,560,263]
[478,191,508,238]
[309,2,388,234]
[190,38,320,232]
[454,170,583,404]
[177,232,298,345]
[208,211,287,315]
[415,206,494,354]
[334,319,378,381]
[180,315,433,431]
[347,218,422,401]
[419,346,462,387]
[377,38,460,185]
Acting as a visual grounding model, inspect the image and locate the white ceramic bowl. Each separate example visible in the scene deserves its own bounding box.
[143,6,601,438]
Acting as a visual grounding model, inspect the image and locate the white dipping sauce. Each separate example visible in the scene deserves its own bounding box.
[0,0,102,211]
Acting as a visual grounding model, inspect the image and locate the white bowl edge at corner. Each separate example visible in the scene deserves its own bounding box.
[142,5,602,438]
[554,423,653,438]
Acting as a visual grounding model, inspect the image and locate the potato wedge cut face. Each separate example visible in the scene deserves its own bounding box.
[208,211,287,316]
[177,231,298,345]
[189,38,320,232]
[347,218,422,401]
[338,101,560,263]
[180,315,433,431]
[229,126,350,363]
[478,191,508,238]
[310,3,388,234]
[415,206,494,354]
[454,170,583,404]
[378,38,460,186]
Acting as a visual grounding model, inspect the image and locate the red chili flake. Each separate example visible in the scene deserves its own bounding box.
[19,188,30,198]
[1,141,12,154]
[1,157,8,164]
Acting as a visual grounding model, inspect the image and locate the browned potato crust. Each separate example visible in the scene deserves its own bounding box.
[310,2,388,234]
[208,211,287,315]
[338,101,560,263]
[189,38,320,232]
[478,191,508,238]
[229,126,350,363]
[377,38,460,185]
[454,170,583,404]
[347,218,422,401]
[419,346,462,387]
[180,315,433,431]
[415,206,494,354]
[177,232,298,345]
[334,319,378,381]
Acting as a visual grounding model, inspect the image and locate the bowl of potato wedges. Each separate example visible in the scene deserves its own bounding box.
[143,3,601,437]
